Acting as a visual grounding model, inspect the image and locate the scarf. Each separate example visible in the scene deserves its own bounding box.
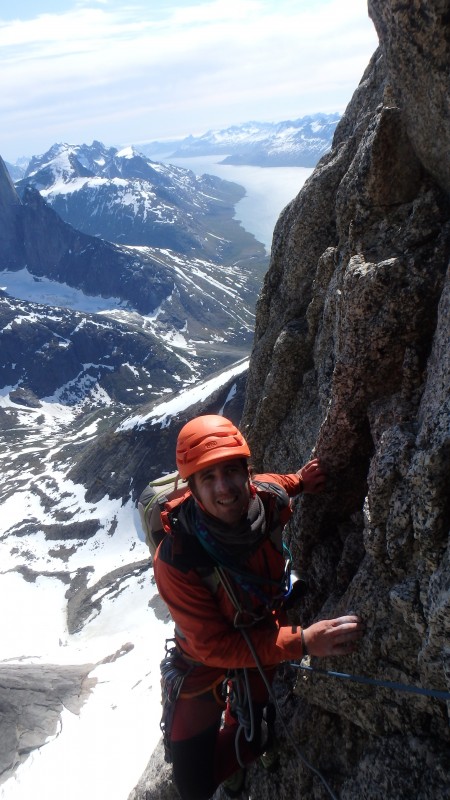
[178,493,267,561]
[177,491,290,609]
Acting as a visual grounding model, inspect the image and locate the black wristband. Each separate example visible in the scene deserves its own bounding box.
[301,629,308,656]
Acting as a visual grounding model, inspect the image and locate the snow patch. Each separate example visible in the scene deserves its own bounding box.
[0,268,126,313]
[117,358,248,431]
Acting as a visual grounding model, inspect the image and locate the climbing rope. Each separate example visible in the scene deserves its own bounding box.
[239,627,340,800]
[291,662,450,702]
[228,667,258,768]
[213,563,339,798]
[235,633,450,799]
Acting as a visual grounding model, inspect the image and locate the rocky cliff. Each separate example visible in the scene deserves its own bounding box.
[131,2,449,798]
[239,1,449,798]
[0,664,96,784]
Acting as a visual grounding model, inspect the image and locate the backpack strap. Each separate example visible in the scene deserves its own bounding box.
[252,479,291,515]
[161,489,192,533]
[137,473,189,558]
[251,479,292,548]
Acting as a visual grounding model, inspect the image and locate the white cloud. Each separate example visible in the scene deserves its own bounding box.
[0,0,378,160]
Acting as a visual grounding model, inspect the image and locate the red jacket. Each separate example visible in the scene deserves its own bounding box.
[154,473,306,684]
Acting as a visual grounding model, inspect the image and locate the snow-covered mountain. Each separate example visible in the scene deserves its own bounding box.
[0,149,266,411]
[138,113,341,167]
[0,360,247,799]
[17,141,263,262]
[4,160,25,181]
[0,135,261,798]
[0,261,256,408]
[0,290,196,407]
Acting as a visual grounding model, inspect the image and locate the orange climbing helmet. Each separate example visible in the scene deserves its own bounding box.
[176,415,251,479]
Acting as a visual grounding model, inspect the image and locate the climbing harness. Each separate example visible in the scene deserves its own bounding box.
[204,564,282,770]
[215,566,269,767]
[216,562,336,795]
[291,662,450,702]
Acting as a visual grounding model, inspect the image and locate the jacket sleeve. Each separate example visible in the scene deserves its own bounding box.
[154,552,304,669]
[254,472,303,497]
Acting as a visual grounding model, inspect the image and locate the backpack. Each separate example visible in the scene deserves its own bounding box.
[137,471,189,559]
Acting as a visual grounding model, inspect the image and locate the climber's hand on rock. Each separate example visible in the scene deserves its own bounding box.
[297,458,327,494]
[302,615,364,657]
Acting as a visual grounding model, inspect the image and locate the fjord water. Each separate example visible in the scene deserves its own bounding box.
[166,156,314,252]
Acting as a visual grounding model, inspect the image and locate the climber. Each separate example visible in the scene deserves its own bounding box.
[153,415,364,800]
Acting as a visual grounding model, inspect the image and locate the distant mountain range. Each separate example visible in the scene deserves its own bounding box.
[0,140,267,409]
[5,114,341,179]
[0,114,333,451]
[136,113,341,167]
[16,141,262,261]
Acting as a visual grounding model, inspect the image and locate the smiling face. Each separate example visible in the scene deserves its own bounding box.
[191,458,251,526]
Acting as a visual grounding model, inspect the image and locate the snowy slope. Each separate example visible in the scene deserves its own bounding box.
[0,389,168,798]
[0,250,256,407]
[0,360,247,798]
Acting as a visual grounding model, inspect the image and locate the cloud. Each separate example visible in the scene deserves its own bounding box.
[0,0,378,160]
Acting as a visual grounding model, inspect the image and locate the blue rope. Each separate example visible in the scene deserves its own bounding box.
[291,662,450,702]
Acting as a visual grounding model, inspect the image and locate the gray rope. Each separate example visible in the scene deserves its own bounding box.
[230,667,257,768]
[217,565,339,798]
[239,628,339,800]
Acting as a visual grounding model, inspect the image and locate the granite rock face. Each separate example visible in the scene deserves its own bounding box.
[238,3,450,799]
[127,4,450,798]
[368,0,450,196]
[0,664,96,784]
[127,742,179,800]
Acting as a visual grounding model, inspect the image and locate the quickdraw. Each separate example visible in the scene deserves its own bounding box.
[159,639,194,763]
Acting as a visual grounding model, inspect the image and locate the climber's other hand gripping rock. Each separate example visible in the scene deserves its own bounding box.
[302,615,364,657]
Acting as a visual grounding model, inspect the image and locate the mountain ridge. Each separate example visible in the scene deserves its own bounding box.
[5,113,341,175]
[134,113,341,167]
[16,141,264,261]
[0,146,266,407]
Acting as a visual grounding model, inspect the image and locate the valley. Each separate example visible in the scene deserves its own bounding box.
[0,131,321,798]
[1,4,448,800]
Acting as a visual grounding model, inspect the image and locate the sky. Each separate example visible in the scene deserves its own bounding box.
[0,0,378,163]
